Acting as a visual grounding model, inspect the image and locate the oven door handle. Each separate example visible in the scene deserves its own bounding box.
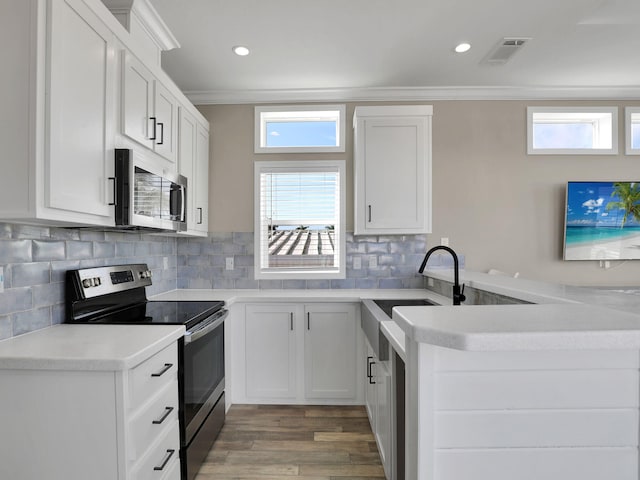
[184,310,228,344]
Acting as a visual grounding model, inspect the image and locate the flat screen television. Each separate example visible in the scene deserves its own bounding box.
[564,181,640,260]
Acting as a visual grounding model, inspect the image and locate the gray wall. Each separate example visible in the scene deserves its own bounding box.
[199,100,640,286]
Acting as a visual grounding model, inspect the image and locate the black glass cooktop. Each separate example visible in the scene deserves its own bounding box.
[80,300,225,330]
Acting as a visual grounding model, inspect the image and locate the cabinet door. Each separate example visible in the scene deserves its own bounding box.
[375,358,392,478]
[363,117,426,231]
[154,81,178,165]
[245,304,297,399]
[194,123,210,233]
[364,339,377,427]
[178,108,197,228]
[47,0,116,220]
[304,304,357,399]
[122,51,154,149]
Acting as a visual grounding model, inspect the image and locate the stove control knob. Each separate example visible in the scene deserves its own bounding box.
[94,277,101,286]
[82,278,91,288]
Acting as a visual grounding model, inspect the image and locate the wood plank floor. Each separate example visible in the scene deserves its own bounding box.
[195,405,386,480]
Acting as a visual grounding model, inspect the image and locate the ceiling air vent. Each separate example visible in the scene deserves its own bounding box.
[481,37,531,65]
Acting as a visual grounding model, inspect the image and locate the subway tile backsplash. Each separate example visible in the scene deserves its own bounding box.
[0,223,177,340]
[177,232,429,290]
[0,225,431,340]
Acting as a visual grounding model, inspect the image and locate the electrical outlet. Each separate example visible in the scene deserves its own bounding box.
[0,267,3,293]
[163,257,169,270]
[353,257,362,270]
[225,257,234,270]
[441,237,449,247]
[369,256,378,268]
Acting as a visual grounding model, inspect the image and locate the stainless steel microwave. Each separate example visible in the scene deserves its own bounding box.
[114,149,187,232]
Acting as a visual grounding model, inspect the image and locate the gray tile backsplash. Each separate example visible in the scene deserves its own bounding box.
[177,232,429,291]
[0,225,434,340]
[0,223,178,340]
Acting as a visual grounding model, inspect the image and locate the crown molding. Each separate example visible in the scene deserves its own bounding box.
[185,85,640,105]
[102,0,179,51]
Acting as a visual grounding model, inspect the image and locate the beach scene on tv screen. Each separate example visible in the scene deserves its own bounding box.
[565,181,640,260]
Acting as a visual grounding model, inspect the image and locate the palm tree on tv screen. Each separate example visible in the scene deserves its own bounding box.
[606,182,640,228]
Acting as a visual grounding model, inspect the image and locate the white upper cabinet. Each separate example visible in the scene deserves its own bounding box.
[178,107,209,236]
[122,51,178,168]
[0,0,117,227]
[0,0,208,229]
[353,105,433,235]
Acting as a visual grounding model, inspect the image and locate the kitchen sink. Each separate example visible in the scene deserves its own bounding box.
[373,298,439,318]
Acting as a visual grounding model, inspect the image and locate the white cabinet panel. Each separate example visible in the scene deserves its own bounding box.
[434,369,639,410]
[245,304,297,399]
[435,409,638,448]
[48,0,115,218]
[179,106,209,235]
[123,51,154,149]
[434,448,638,480]
[304,303,357,399]
[122,51,178,168]
[354,105,432,235]
[241,302,362,404]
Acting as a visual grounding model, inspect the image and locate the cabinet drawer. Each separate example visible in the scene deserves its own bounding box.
[131,420,180,480]
[130,343,178,410]
[130,381,179,460]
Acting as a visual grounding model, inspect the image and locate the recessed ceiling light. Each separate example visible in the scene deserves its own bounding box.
[454,42,471,53]
[232,45,250,56]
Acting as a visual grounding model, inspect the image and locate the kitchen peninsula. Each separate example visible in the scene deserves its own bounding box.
[154,270,640,480]
[395,269,640,480]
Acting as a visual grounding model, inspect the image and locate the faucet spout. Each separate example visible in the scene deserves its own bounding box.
[418,245,466,305]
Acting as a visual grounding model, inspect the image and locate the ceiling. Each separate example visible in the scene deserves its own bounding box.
[149,0,640,103]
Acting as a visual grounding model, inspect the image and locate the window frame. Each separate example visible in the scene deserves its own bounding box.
[254,105,346,153]
[625,107,640,155]
[253,160,346,280]
[527,106,618,155]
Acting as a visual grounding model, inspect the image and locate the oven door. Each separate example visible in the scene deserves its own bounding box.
[182,309,227,444]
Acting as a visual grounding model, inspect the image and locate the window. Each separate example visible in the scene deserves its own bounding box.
[527,106,618,155]
[254,160,346,280]
[255,105,346,153]
[625,107,640,155]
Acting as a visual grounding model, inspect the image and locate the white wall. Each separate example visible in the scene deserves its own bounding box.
[197,100,640,286]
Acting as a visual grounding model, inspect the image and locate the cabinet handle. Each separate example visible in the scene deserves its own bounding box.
[307,312,310,330]
[153,449,175,471]
[151,363,173,377]
[197,207,203,225]
[367,356,376,384]
[149,116,157,141]
[152,406,174,425]
[290,312,293,331]
[157,122,164,145]
[368,205,372,223]
[108,177,116,206]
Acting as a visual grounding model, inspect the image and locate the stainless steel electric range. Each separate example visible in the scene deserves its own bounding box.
[65,264,226,480]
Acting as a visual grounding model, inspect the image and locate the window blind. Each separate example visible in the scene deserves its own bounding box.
[258,166,341,272]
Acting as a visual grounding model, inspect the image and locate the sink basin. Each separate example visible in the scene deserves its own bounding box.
[373,298,439,318]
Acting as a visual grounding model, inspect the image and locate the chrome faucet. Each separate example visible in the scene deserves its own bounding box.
[418,245,466,305]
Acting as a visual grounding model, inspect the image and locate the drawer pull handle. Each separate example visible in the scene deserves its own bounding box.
[153,449,175,471]
[151,363,173,377]
[152,406,174,425]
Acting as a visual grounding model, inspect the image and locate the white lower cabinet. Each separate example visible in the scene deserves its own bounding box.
[0,342,180,480]
[245,304,297,399]
[365,336,393,479]
[240,302,362,404]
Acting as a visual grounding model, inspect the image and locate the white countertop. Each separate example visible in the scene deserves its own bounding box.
[0,324,184,371]
[393,303,640,351]
[151,288,436,304]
